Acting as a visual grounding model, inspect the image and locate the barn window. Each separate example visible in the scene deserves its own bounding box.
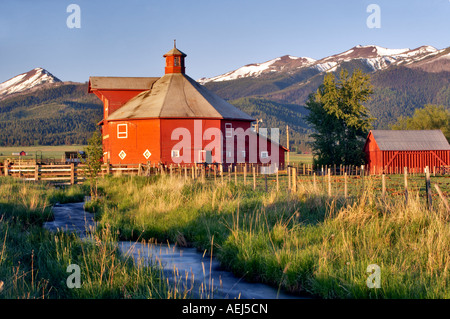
[225,123,233,138]
[174,57,180,66]
[117,124,128,139]
[171,150,180,158]
[261,151,269,159]
[199,150,212,163]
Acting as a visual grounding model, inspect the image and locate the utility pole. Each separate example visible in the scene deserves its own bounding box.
[286,125,290,165]
[255,119,263,133]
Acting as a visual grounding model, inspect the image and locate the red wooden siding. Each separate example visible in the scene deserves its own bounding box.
[103,118,285,166]
[93,90,146,119]
[106,119,161,164]
[364,131,450,174]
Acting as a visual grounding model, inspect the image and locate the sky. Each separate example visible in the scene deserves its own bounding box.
[0,0,449,83]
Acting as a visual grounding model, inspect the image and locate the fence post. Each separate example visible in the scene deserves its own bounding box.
[382,174,386,199]
[425,166,432,211]
[138,163,142,177]
[404,167,408,204]
[35,164,40,181]
[201,166,205,183]
[328,168,331,197]
[434,184,450,214]
[235,165,237,185]
[252,166,256,190]
[3,160,8,177]
[243,164,247,185]
[344,172,348,198]
[313,172,317,191]
[292,167,297,193]
[288,166,291,190]
[70,163,75,185]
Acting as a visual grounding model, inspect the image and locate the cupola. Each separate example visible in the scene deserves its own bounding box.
[163,40,187,74]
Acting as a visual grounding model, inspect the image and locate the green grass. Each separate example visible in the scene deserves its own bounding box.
[0,177,174,299]
[87,173,450,298]
[288,153,313,165]
[2,172,449,299]
[0,145,86,163]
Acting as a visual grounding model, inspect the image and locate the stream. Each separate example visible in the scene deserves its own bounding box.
[44,201,301,299]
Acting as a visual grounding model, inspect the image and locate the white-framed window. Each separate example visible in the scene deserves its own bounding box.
[237,150,246,163]
[261,151,269,159]
[171,150,180,158]
[226,151,232,158]
[225,123,233,138]
[117,124,128,139]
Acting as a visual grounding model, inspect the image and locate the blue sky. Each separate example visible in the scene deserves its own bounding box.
[0,0,449,83]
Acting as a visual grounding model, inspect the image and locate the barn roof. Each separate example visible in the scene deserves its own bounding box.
[163,47,187,57]
[106,73,255,121]
[369,130,450,151]
[88,77,159,92]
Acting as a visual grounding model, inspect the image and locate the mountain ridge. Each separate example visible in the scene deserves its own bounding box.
[0,43,448,151]
[198,44,448,84]
[0,68,62,100]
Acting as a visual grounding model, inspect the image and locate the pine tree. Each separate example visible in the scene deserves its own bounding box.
[80,130,103,199]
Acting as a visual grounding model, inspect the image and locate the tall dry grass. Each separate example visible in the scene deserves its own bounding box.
[93,174,450,298]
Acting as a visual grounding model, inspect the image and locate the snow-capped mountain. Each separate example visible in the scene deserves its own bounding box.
[198,45,447,83]
[311,45,441,73]
[198,55,316,84]
[0,68,61,99]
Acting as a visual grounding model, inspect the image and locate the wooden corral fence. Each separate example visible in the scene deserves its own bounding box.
[1,160,449,211]
[0,161,144,185]
[1,159,449,186]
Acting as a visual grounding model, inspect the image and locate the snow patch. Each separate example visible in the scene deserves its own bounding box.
[0,68,60,98]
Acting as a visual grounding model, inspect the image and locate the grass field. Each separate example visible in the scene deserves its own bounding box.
[86,172,449,298]
[0,145,86,162]
[288,153,313,165]
[1,165,449,299]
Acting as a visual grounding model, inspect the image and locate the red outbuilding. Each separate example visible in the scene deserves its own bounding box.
[89,44,287,168]
[363,130,450,174]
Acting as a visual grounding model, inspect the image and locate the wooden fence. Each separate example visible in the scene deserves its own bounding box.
[0,159,448,186]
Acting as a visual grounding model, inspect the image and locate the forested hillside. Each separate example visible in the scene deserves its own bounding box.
[0,83,102,146]
[0,62,448,153]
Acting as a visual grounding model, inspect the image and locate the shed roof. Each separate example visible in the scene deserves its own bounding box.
[106,73,255,121]
[369,130,450,151]
[88,77,159,92]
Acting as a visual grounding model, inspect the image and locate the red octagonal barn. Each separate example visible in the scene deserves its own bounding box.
[89,44,286,168]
